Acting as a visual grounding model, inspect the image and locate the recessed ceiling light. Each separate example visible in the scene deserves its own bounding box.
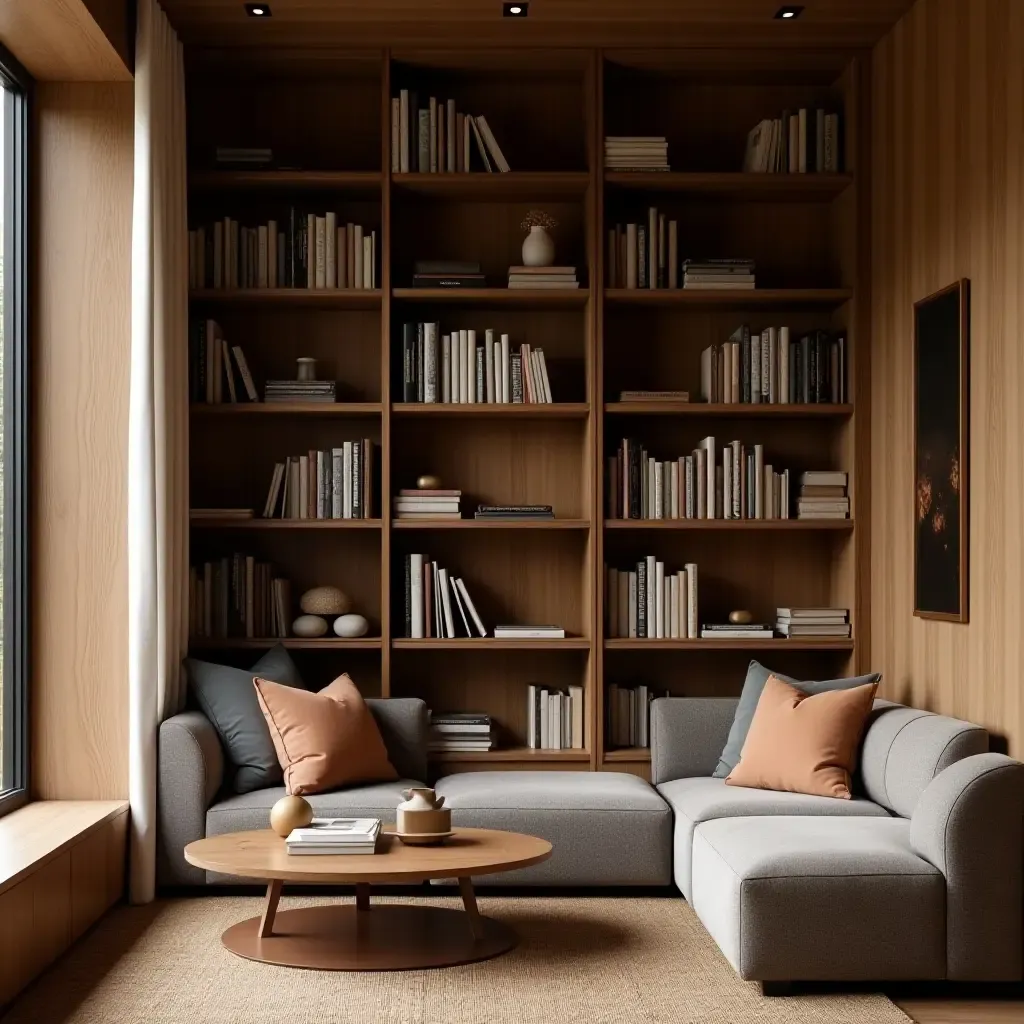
[503,2,528,16]
[774,5,804,18]
[245,3,271,16]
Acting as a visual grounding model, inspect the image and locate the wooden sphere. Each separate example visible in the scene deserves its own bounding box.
[416,475,441,490]
[292,614,328,638]
[728,609,753,625]
[270,795,313,837]
[299,585,351,616]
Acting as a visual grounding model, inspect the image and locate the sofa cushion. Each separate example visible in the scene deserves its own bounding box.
[657,776,889,900]
[690,816,945,981]
[714,660,881,779]
[185,645,307,795]
[434,771,672,885]
[859,701,988,817]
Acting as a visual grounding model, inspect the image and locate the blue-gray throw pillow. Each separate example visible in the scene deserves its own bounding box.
[185,644,307,794]
[713,660,882,779]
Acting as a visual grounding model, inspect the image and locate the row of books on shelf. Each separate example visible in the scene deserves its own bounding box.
[527,685,585,750]
[392,93,510,173]
[607,684,666,749]
[401,322,555,404]
[394,490,555,522]
[605,559,699,639]
[189,556,290,640]
[188,213,378,291]
[608,437,805,520]
[262,442,376,520]
[189,320,258,404]
[744,108,842,174]
[429,712,494,753]
[605,136,670,172]
[702,326,847,405]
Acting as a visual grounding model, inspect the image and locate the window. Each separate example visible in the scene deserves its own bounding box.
[0,44,30,813]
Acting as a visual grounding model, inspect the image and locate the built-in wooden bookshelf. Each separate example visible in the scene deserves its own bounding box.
[186,49,867,782]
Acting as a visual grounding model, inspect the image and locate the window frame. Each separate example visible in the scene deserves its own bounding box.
[0,42,31,817]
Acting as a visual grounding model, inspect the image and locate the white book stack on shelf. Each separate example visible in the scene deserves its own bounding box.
[526,684,584,750]
[776,607,851,638]
[286,818,382,856]
[604,136,669,171]
[393,489,462,520]
[494,625,565,639]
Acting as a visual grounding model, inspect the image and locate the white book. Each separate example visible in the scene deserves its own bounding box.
[475,115,510,172]
[655,560,665,638]
[432,561,443,636]
[450,330,461,404]
[455,578,487,638]
[424,322,438,403]
[754,444,764,519]
[539,689,549,749]
[764,464,774,520]
[353,225,363,290]
[493,341,502,404]
[315,450,325,518]
[645,555,656,638]
[779,326,790,403]
[324,211,337,288]
[685,563,698,638]
[527,684,538,749]
[331,449,343,518]
[722,454,732,520]
[701,437,717,518]
[450,577,472,636]
[767,326,778,403]
[731,440,742,519]
[484,329,495,402]
[654,461,664,519]
[500,334,511,402]
[467,330,477,403]
[459,330,470,403]
[551,693,562,750]
[676,571,687,638]
[669,574,679,638]
[410,554,424,637]
[441,335,451,403]
[569,685,584,749]
[313,217,325,289]
[342,441,353,519]
[438,567,455,638]
[536,348,553,402]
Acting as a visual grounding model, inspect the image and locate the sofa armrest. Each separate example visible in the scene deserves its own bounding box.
[650,698,738,785]
[367,698,429,783]
[910,752,1024,981]
[157,711,224,887]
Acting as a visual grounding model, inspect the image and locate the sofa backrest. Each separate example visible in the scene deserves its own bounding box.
[366,697,429,782]
[858,700,988,817]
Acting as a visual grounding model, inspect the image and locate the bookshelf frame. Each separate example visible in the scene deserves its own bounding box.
[186,47,870,781]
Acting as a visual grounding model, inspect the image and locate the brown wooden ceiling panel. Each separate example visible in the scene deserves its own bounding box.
[161,0,916,50]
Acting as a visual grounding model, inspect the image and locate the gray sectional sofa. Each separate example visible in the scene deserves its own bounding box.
[158,693,1024,986]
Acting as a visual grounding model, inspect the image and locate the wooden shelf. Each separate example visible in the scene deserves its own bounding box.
[392,638,590,651]
[604,171,853,199]
[429,747,590,763]
[394,519,589,530]
[393,171,590,199]
[604,519,853,531]
[188,638,383,651]
[392,287,589,307]
[191,402,383,416]
[603,748,652,763]
[604,288,853,308]
[191,518,382,530]
[189,170,382,193]
[391,403,589,419]
[604,638,855,651]
[189,289,382,309]
[605,401,853,418]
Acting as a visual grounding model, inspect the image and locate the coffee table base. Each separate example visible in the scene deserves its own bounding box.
[222,903,517,971]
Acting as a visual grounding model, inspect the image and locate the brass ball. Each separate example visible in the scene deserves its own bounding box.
[416,475,441,490]
[728,610,753,625]
[269,795,313,837]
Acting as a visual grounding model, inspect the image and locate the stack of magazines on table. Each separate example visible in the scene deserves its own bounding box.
[286,817,381,855]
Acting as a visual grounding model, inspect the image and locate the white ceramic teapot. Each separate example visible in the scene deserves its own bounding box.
[397,787,451,835]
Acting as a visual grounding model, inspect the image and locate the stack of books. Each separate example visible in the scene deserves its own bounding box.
[474,504,553,521]
[411,260,486,289]
[429,712,494,754]
[607,209,679,289]
[701,621,775,639]
[264,380,336,404]
[189,555,290,640]
[700,326,847,405]
[776,607,851,639]
[605,559,698,639]
[393,489,461,520]
[608,437,789,521]
[507,266,579,290]
[400,323,554,404]
[286,818,381,856]
[527,684,584,749]
[405,554,487,638]
[743,109,842,174]
[618,390,689,403]
[683,259,755,290]
[797,471,849,519]
[189,320,259,404]
[264,443,375,520]
[604,136,669,171]
[391,93,509,173]
[606,683,657,748]
[494,624,565,639]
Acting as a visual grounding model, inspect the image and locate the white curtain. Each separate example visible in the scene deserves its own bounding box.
[129,0,190,904]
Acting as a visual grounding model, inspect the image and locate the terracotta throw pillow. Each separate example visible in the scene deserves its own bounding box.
[253,673,398,795]
[725,674,878,799]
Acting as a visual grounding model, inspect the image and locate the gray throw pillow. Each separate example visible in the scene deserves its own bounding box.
[713,660,881,779]
[185,645,306,794]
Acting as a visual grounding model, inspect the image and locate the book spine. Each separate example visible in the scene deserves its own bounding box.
[441,334,451,403]
[484,329,495,402]
[424,322,438,403]
[636,560,647,638]
[416,323,425,403]
[511,353,523,403]
[410,553,424,637]
[467,329,478,404]
[500,334,511,402]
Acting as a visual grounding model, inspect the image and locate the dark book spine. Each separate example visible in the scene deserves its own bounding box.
[628,439,641,519]
[741,330,751,403]
[809,335,819,404]
[409,92,419,173]
[416,323,425,403]
[637,225,647,288]
[402,323,416,402]
[817,329,829,403]
[404,555,412,637]
[837,333,847,402]
[800,335,811,403]
[788,340,797,404]
[287,207,295,288]
[636,560,647,638]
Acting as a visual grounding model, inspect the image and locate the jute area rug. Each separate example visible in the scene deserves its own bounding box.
[2,895,911,1024]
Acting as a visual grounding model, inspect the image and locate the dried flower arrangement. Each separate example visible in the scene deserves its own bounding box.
[520,210,558,232]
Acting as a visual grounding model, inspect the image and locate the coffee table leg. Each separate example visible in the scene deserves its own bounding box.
[258,879,283,938]
[458,876,484,941]
[356,883,370,912]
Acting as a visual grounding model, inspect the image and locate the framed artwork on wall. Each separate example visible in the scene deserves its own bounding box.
[913,279,970,622]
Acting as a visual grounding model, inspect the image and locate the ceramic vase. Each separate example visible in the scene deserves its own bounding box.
[396,787,451,834]
[522,225,555,267]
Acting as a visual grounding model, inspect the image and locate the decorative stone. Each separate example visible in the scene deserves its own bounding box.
[416,475,441,490]
[334,613,369,638]
[299,585,351,616]
[292,614,328,638]
[728,609,754,625]
[269,794,313,837]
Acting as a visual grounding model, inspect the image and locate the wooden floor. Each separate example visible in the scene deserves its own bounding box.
[895,998,1024,1023]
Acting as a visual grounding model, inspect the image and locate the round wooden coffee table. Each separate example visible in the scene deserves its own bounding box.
[184,826,551,971]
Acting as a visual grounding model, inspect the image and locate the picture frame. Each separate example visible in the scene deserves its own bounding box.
[913,279,969,622]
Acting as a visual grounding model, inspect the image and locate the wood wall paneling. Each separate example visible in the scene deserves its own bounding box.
[32,84,134,799]
[870,0,1024,753]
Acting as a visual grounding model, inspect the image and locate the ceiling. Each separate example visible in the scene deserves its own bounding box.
[161,0,917,51]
